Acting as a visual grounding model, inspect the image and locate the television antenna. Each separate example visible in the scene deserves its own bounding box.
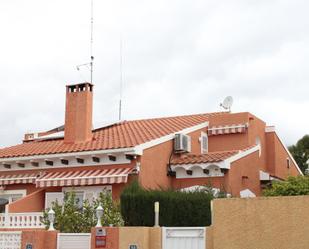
[76,0,94,83]
[220,96,233,112]
[119,37,123,121]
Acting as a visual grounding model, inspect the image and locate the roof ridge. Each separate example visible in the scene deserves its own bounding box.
[93,111,228,132]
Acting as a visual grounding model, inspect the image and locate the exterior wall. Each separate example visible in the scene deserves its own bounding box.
[139,127,208,190]
[189,129,208,155]
[266,131,300,178]
[139,140,173,189]
[91,227,119,249]
[21,230,58,249]
[91,227,161,249]
[211,196,309,249]
[8,189,45,213]
[265,132,276,175]
[247,114,267,171]
[206,227,213,249]
[4,183,38,195]
[208,112,250,152]
[225,151,261,197]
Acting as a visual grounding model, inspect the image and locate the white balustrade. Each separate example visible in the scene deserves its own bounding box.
[0,212,44,228]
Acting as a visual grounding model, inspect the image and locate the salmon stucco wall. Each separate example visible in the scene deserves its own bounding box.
[247,114,267,171]
[4,183,37,195]
[8,188,45,213]
[211,196,309,249]
[266,131,301,178]
[139,127,208,190]
[225,150,261,197]
[91,227,161,249]
[208,112,250,152]
[21,230,58,249]
[139,140,173,189]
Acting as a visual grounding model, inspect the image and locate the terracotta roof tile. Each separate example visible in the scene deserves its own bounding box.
[170,150,240,165]
[0,112,226,159]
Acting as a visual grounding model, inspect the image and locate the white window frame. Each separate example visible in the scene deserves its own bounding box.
[200,132,208,154]
[0,189,26,203]
[62,185,112,202]
[0,189,26,213]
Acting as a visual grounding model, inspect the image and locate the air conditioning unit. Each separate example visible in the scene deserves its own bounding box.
[174,134,191,153]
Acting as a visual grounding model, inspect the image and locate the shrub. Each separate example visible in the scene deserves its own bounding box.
[42,191,123,232]
[263,176,309,196]
[120,181,215,226]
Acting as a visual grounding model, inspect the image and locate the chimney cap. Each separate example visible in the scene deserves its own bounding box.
[66,82,94,87]
[66,82,94,93]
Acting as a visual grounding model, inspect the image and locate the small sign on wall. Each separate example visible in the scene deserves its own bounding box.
[129,245,138,249]
[26,244,33,249]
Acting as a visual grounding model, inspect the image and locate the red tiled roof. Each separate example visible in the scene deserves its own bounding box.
[170,150,239,165]
[0,112,226,159]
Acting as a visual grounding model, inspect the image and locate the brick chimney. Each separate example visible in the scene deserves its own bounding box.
[64,83,93,143]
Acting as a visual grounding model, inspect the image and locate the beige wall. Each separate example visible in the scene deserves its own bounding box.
[210,196,309,249]
[119,227,161,249]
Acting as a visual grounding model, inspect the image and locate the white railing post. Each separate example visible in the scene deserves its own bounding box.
[4,205,10,228]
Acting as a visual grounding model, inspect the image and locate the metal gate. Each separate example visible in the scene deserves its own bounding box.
[162,227,206,249]
[0,231,22,249]
[57,233,91,249]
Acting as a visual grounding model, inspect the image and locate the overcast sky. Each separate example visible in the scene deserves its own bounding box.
[0,0,308,147]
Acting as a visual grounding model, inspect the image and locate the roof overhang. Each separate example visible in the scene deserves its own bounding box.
[0,121,209,171]
[171,144,260,171]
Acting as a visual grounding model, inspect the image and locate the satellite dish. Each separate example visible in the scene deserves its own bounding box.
[220,96,233,112]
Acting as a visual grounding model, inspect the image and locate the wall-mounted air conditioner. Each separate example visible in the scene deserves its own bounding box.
[174,134,191,153]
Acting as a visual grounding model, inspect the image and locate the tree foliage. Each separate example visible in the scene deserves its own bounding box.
[42,191,123,233]
[263,176,309,196]
[288,135,309,174]
[120,181,217,227]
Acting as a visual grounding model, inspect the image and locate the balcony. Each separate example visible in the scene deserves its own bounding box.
[0,212,44,228]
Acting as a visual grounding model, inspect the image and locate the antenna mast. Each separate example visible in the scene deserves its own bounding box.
[76,0,95,83]
[90,0,94,84]
[119,37,123,120]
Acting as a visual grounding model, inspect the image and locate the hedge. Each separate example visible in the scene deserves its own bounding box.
[120,181,214,226]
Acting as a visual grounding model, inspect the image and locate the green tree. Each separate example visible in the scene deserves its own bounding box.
[42,191,123,233]
[263,176,309,196]
[288,135,309,174]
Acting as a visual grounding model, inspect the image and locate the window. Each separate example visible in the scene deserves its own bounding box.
[60,186,112,209]
[75,192,84,210]
[0,193,24,213]
[200,132,208,154]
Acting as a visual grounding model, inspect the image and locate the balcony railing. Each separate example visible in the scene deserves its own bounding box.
[0,212,44,228]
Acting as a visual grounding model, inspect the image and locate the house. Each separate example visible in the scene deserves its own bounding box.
[0,82,302,228]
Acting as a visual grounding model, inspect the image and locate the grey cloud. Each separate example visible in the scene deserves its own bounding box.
[0,0,308,147]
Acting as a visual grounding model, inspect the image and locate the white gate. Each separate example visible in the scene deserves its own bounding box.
[162,227,206,249]
[57,233,91,249]
[0,231,22,249]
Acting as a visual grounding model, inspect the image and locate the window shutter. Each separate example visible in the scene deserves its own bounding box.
[201,132,208,154]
